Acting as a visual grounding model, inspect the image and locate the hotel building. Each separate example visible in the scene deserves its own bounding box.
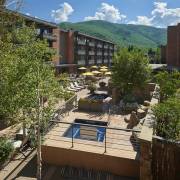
[161,23,180,70]
[3,9,116,74]
[57,30,115,73]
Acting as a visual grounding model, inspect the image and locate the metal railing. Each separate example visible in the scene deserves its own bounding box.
[47,95,77,132]
[48,119,141,153]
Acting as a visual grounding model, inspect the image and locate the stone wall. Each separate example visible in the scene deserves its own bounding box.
[138,84,159,180]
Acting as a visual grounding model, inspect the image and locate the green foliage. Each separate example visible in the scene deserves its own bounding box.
[87,83,97,93]
[57,73,70,87]
[60,20,167,48]
[155,71,180,102]
[112,48,151,94]
[0,137,14,164]
[0,25,64,131]
[153,97,180,141]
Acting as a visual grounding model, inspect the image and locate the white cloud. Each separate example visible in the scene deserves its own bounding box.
[51,2,74,22]
[25,13,31,16]
[84,3,126,23]
[128,2,180,27]
[129,16,153,26]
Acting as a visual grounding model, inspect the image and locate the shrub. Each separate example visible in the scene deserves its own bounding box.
[155,71,180,102]
[153,97,180,141]
[112,48,151,94]
[0,138,14,164]
[123,94,137,103]
[87,83,97,94]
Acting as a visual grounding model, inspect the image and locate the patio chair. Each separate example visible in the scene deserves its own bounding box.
[70,83,81,90]
[12,135,32,157]
[67,86,78,92]
[74,81,84,89]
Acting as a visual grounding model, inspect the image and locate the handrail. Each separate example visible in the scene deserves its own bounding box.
[49,120,141,132]
[46,120,141,153]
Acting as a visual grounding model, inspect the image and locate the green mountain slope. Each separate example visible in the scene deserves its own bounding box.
[60,20,167,48]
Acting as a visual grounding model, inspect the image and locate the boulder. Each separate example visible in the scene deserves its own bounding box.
[127,111,139,129]
[140,105,148,112]
[144,100,150,106]
[137,108,146,119]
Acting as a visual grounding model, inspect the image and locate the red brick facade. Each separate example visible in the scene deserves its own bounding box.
[163,23,180,69]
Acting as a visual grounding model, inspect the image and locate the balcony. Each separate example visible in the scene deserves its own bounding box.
[77,40,86,45]
[42,33,57,41]
[104,59,108,63]
[104,45,109,49]
[97,44,103,48]
[89,42,95,47]
[104,52,108,56]
[89,60,95,64]
[109,46,114,50]
[97,59,102,64]
[97,51,102,56]
[77,60,86,65]
[77,50,86,55]
[89,51,95,55]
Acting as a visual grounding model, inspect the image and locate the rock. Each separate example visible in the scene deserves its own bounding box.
[132,123,142,140]
[124,117,130,123]
[140,105,148,112]
[144,100,150,106]
[127,111,139,129]
[137,108,146,119]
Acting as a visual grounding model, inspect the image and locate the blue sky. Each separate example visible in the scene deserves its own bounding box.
[11,0,180,27]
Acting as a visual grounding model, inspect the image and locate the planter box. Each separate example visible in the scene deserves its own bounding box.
[78,99,103,112]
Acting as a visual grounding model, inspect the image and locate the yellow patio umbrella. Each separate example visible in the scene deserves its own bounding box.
[100,68,108,72]
[91,65,98,69]
[78,67,87,70]
[92,70,101,74]
[82,72,94,76]
[105,71,112,75]
[101,66,108,69]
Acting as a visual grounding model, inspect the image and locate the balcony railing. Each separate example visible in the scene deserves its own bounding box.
[97,51,102,56]
[104,59,108,63]
[97,59,102,64]
[43,33,57,41]
[77,60,86,65]
[77,50,86,55]
[77,40,86,45]
[104,52,108,56]
[89,60,95,64]
[104,45,109,49]
[89,42,95,47]
[97,44,103,48]
[89,51,95,55]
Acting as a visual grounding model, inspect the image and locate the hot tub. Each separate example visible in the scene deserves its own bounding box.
[63,119,107,142]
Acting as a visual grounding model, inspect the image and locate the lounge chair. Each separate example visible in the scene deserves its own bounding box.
[67,86,78,92]
[74,82,84,89]
[12,135,32,157]
[70,83,81,90]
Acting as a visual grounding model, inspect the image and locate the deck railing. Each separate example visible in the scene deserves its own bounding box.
[48,119,141,154]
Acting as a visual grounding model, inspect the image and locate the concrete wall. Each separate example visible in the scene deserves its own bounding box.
[42,146,140,178]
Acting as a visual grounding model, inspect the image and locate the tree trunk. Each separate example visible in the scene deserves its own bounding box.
[36,87,42,180]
